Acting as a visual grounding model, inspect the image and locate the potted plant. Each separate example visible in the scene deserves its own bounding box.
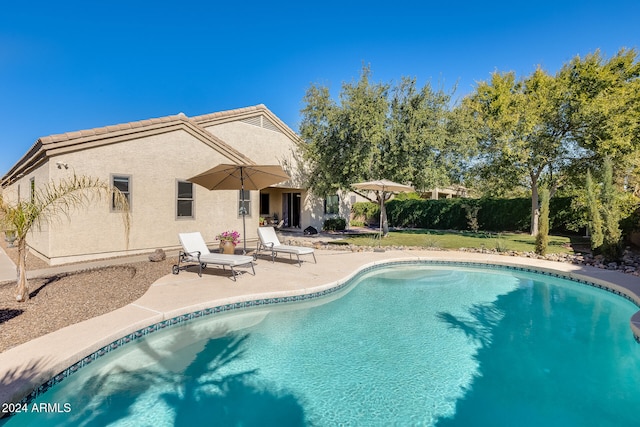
[216,230,241,254]
[259,217,266,226]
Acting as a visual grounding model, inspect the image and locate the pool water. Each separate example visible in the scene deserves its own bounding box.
[4,265,640,426]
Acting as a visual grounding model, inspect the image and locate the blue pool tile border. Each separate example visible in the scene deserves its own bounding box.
[16,260,640,407]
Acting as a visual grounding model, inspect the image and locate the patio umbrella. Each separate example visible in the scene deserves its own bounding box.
[352,179,414,243]
[188,164,290,254]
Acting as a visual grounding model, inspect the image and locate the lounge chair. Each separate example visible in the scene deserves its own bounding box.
[256,226,316,266]
[173,232,255,280]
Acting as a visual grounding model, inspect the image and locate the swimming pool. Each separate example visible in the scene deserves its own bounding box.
[3,263,640,426]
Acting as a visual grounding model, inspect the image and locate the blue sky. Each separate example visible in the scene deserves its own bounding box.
[1,0,638,174]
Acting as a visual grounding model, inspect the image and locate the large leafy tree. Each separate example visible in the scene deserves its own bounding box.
[560,49,640,185]
[300,66,470,234]
[465,48,640,235]
[299,66,389,197]
[464,68,577,235]
[0,175,129,302]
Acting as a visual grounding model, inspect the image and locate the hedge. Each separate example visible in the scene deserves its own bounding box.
[352,197,580,233]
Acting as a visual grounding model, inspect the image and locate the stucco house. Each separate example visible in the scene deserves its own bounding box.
[1,105,350,265]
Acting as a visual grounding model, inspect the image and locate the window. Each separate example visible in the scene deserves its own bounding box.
[324,194,339,215]
[29,178,35,202]
[176,180,194,218]
[111,175,131,211]
[239,190,251,217]
[260,193,270,216]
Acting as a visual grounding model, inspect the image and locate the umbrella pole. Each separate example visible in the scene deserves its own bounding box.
[379,192,383,246]
[240,168,247,255]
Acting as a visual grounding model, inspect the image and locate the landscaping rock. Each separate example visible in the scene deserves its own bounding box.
[149,248,166,262]
[283,233,640,278]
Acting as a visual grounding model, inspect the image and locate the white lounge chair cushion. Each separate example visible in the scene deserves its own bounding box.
[179,232,253,266]
[196,252,254,266]
[264,244,314,255]
[257,227,314,255]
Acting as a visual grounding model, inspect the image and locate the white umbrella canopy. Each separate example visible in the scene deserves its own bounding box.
[352,179,414,241]
[188,164,290,254]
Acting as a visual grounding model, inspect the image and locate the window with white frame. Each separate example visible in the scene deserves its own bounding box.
[111,175,131,211]
[324,194,339,215]
[239,190,251,217]
[176,180,194,218]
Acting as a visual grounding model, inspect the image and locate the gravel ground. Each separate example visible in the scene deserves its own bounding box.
[0,240,177,353]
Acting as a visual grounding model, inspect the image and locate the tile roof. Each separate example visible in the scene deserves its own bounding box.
[1,106,294,186]
[192,104,300,142]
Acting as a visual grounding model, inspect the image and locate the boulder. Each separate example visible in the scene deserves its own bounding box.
[149,248,166,262]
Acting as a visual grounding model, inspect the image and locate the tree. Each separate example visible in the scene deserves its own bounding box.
[561,49,640,166]
[600,158,623,260]
[556,49,640,207]
[466,49,640,236]
[535,188,550,255]
[299,66,388,198]
[464,68,574,235]
[300,66,468,235]
[585,170,604,250]
[0,175,129,302]
[585,159,625,260]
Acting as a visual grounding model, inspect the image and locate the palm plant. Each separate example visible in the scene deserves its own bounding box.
[0,174,129,302]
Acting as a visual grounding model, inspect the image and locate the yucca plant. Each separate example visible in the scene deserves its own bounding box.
[0,174,130,302]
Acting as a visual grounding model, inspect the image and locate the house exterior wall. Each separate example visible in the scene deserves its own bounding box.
[202,121,304,188]
[204,120,355,232]
[207,121,355,232]
[6,129,260,264]
[301,190,352,232]
[2,160,52,257]
[1,105,353,264]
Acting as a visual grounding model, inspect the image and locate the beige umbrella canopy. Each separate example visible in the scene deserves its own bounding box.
[188,164,290,253]
[352,179,414,241]
[189,164,290,191]
[352,179,414,194]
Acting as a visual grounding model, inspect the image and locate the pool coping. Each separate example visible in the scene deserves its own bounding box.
[1,249,639,413]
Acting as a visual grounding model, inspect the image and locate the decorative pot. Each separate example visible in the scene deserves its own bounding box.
[220,240,236,254]
[4,230,17,248]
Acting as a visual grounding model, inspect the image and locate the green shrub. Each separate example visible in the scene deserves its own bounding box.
[323,217,346,231]
[461,201,481,232]
[494,233,509,252]
[351,202,379,224]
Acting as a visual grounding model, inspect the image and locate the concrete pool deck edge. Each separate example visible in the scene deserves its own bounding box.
[1,249,639,410]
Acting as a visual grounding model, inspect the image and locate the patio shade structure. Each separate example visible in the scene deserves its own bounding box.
[188,164,290,254]
[352,179,414,243]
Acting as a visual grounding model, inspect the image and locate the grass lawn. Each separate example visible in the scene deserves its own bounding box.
[331,229,583,254]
